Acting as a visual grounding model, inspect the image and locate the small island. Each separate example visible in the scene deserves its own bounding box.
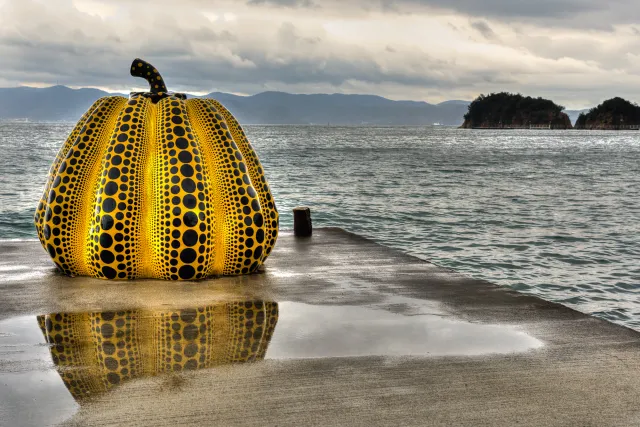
[574,97,640,130]
[460,92,572,129]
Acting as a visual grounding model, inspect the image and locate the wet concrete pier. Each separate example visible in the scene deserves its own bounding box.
[1,228,639,426]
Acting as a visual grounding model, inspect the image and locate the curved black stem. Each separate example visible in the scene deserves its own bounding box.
[130,58,167,94]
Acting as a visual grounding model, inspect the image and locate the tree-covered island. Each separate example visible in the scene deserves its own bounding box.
[574,97,640,129]
[460,92,572,129]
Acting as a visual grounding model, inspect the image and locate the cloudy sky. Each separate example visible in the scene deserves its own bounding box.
[1,0,640,108]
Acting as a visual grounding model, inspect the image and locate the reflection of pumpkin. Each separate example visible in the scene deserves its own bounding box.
[37,301,279,400]
[34,58,278,280]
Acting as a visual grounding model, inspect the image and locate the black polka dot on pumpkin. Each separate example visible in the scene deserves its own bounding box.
[103,198,116,213]
[253,213,264,227]
[178,151,192,163]
[104,182,118,196]
[254,246,263,259]
[102,266,117,279]
[182,230,198,247]
[108,168,120,179]
[180,164,194,177]
[100,250,115,264]
[178,265,195,279]
[101,215,114,230]
[176,138,188,149]
[180,248,197,263]
[181,178,195,193]
[99,233,113,248]
[183,212,198,227]
[183,194,197,209]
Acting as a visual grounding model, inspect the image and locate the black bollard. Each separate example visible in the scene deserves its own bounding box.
[293,207,312,237]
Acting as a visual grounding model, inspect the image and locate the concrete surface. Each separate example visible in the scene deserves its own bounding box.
[0,228,639,426]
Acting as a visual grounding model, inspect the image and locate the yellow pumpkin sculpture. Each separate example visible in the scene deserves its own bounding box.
[34,59,278,280]
[37,301,279,400]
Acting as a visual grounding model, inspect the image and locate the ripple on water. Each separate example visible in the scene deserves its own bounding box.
[1,124,639,331]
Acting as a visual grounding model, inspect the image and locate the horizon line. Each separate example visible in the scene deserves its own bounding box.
[0,84,611,110]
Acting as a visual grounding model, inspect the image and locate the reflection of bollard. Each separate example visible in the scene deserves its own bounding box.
[293,207,312,237]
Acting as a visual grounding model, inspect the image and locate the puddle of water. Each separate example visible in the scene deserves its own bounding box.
[0,316,79,427]
[268,302,543,359]
[0,299,543,426]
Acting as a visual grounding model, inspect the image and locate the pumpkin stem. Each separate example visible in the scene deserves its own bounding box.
[130,58,168,94]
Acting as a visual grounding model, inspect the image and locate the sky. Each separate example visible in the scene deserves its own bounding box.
[1,0,640,109]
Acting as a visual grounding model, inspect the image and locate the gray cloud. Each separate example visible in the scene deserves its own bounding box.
[0,0,639,108]
[470,20,497,40]
[247,0,315,6]
[0,2,455,92]
[247,0,639,29]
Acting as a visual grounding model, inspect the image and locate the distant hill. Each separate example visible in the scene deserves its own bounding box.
[0,86,119,121]
[0,86,470,125]
[574,97,640,129]
[460,92,572,129]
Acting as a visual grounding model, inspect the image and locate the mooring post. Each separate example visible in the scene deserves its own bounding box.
[293,207,312,237]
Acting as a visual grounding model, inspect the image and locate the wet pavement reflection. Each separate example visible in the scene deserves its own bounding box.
[37,301,278,400]
[1,296,544,426]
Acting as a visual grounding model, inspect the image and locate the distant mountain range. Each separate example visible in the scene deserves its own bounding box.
[0,85,471,125]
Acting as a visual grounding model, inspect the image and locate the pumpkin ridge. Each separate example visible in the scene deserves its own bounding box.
[149,98,168,278]
[187,99,265,275]
[138,99,156,279]
[186,99,227,275]
[208,99,279,261]
[34,97,105,247]
[41,97,126,275]
[85,96,141,279]
[179,100,218,278]
[150,97,216,280]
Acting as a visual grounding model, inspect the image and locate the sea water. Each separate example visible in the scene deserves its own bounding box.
[0,123,638,330]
